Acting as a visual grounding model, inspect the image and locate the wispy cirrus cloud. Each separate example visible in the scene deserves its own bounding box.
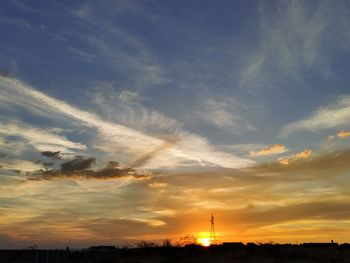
[67,46,98,63]
[71,1,169,89]
[89,86,256,169]
[0,159,43,173]
[197,98,255,133]
[240,0,350,93]
[10,0,47,17]
[0,76,254,170]
[281,96,350,135]
[0,121,86,153]
[90,84,180,136]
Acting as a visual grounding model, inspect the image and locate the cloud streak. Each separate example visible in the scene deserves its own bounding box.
[0,76,254,170]
[0,159,43,173]
[197,98,255,133]
[249,144,287,157]
[0,122,86,153]
[337,130,350,138]
[282,96,350,135]
[278,149,312,165]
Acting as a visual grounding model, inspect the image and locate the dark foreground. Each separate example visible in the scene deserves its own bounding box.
[1,243,350,263]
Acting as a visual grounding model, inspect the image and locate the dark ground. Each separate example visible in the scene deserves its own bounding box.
[1,243,350,263]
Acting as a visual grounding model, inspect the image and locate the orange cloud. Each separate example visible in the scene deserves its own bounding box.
[279,149,312,165]
[295,150,312,159]
[148,182,168,188]
[250,144,287,157]
[278,158,289,165]
[337,130,350,138]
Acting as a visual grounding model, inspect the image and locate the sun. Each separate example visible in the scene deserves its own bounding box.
[198,237,211,247]
[197,232,213,247]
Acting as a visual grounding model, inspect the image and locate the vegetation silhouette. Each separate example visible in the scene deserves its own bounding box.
[1,241,350,262]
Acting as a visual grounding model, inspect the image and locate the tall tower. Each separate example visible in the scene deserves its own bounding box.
[209,212,217,244]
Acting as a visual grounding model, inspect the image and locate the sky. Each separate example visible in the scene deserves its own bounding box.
[1,0,350,248]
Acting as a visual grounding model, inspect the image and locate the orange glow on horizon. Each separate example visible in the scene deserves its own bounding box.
[197,232,213,247]
[197,237,211,247]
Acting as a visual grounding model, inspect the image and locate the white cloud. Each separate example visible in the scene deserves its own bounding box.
[118,90,139,103]
[140,133,255,170]
[281,96,350,135]
[90,85,180,135]
[11,0,47,16]
[0,17,35,31]
[68,46,98,63]
[90,35,168,87]
[0,76,254,170]
[0,122,86,153]
[197,98,255,133]
[0,159,43,173]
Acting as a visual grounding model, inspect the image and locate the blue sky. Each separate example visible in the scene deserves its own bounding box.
[1,0,350,248]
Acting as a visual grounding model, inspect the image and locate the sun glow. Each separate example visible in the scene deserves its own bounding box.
[198,237,211,247]
[197,232,213,247]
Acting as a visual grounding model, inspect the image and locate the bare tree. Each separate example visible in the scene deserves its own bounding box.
[176,235,198,247]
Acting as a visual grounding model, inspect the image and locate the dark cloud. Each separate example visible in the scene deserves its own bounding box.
[61,156,96,172]
[41,151,62,160]
[250,150,350,175]
[28,158,149,180]
[0,212,165,248]
[222,200,350,227]
[0,69,10,78]
[168,150,350,186]
[222,149,350,187]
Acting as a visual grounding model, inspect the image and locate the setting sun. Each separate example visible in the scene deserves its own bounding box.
[198,237,211,247]
[197,231,214,247]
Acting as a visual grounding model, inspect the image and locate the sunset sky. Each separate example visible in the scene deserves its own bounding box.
[1,0,350,248]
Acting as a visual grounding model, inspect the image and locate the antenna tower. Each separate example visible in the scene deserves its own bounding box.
[210,212,217,244]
